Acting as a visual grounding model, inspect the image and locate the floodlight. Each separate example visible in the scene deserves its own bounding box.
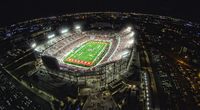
[129,31,135,37]
[34,47,40,52]
[127,26,132,32]
[123,26,132,33]
[121,50,130,58]
[34,48,38,52]
[48,34,55,39]
[75,25,81,30]
[31,43,36,48]
[60,29,68,34]
[128,39,134,45]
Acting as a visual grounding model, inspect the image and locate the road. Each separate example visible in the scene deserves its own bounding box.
[139,41,160,110]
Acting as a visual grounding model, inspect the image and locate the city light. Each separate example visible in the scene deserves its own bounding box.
[60,29,68,34]
[31,43,36,48]
[48,34,55,39]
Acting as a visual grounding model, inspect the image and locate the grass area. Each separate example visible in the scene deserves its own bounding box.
[63,40,110,67]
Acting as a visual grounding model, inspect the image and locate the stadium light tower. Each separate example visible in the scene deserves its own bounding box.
[75,25,81,30]
[127,26,132,32]
[48,34,55,39]
[34,47,39,52]
[60,28,69,34]
[121,50,130,58]
[123,26,132,33]
[130,31,135,37]
[31,43,36,48]
[128,39,134,45]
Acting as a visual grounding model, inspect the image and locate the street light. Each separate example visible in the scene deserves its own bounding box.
[48,34,55,39]
[147,102,150,105]
[146,89,149,93]
[60,29,68,34]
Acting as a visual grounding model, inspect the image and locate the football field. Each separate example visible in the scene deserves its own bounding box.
[63,40,110,67]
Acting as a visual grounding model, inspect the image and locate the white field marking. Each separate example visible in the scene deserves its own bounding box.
[60,41,106,69]
[64,40,90,60]
[61,40,99,64]
[60,39,110,68]
[91,42,108,64]
[67,43,86,59]
[80,42,95,61]
[60,40,89,63]
[93,40,112,67]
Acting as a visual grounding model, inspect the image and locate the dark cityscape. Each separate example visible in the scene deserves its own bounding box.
[0,1,200,110]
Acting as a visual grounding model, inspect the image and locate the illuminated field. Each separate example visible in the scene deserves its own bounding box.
[63,40,110,67]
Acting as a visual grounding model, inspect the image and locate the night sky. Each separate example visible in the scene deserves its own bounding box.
[0,0,199,26]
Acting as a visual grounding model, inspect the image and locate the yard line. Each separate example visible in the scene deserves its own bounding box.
[92,43,107,64]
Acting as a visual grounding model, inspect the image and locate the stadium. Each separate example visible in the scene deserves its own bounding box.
[1,11,200,110]
[34,25,136,88]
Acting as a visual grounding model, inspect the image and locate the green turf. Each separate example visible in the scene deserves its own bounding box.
[63,40,110,67]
